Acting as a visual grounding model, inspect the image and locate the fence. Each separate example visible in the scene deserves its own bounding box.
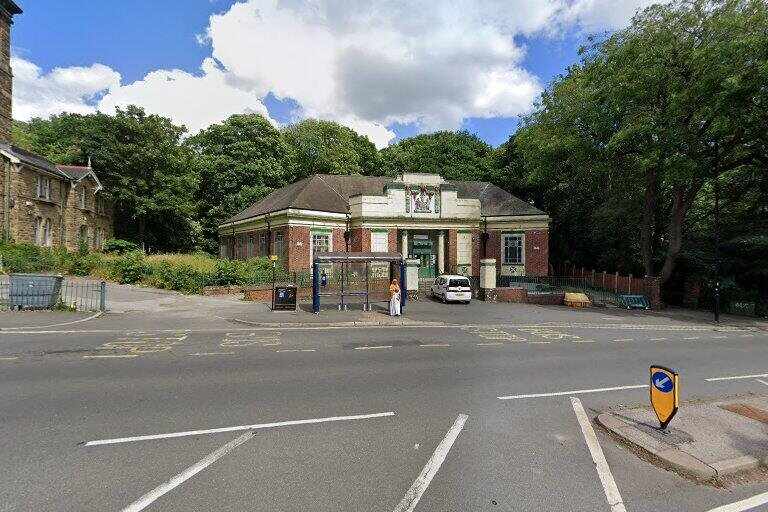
[0,275,106,312]
[497,274,660,308]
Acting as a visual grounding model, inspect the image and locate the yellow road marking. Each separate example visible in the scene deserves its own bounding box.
[83,354,140,359]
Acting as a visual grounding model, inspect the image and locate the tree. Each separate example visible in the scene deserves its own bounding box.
[187,114,291,252]
[14,107,197,252]
[282,119,382,180]
[381,131,493,182]
[515,0,768,285]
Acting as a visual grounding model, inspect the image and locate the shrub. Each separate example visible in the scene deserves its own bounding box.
[110,251,149,284]
[103,238,139,255]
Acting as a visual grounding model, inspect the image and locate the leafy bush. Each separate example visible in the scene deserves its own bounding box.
[109,251,148,284]
[103,238,139,255]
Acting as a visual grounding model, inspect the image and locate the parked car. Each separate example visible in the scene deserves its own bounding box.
[430,275,472,303]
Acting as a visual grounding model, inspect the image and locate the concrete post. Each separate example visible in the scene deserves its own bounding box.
[400,229,408,258]
[405,258,420,300]
[99,281,106,312]
[479,258,497,302]
[437,230,445,274]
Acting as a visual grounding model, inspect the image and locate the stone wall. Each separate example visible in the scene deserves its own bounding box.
[8,165,65,245]
[0,12,12,143]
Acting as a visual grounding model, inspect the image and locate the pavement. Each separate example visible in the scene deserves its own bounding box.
[2,283,768,511]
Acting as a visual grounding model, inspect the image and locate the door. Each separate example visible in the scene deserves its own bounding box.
[411,233,436,278]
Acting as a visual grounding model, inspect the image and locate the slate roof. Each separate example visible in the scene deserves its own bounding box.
[223,174,545,225]
[0,142,68,178]
[56,165,93,181]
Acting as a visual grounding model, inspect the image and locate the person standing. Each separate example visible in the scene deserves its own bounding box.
[389,278,401,316]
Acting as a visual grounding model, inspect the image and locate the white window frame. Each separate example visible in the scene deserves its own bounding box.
[370,230,388,253]
[310,231,332,263]
[37,176,51,200]
[501,233,524,265]
[43,218,52,247]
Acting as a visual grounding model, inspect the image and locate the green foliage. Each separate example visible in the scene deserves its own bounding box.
[109,251,148,284]
[381,131,494,181]
[282,119,383,180]
[103,238,140,255]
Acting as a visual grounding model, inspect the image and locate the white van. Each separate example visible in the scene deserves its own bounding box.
[430,275,472,304]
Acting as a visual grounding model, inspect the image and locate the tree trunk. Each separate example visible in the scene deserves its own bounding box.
[660,182,702,285]
[641,166,658,276]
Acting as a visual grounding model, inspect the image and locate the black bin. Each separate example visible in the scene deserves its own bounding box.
[272,284,297,311]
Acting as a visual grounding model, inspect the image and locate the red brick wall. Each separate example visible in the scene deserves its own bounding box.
[471,229,481,277]
[524,229,549,276]
[447,229,457,271]
[332,228,346,252]
[287,226,310,270]
[496,287,527,302]
[350,227,371,252]
[389,229,399,255]
[486,231,501,273]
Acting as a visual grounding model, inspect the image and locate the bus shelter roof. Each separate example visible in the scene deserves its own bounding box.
[313,251,404,263]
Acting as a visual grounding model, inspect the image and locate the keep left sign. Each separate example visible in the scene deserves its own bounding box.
[650,365,679,430]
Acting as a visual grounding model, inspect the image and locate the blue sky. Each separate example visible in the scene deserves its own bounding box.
[10,0,637,148]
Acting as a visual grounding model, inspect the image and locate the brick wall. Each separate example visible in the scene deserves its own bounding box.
[389,229,399,255]
[287,226,310,270]
[486,231,501,273]
[349,227,371,252]
[471,229,480,277]
[524,229,549,276]
[495,287,565,306]
[0,14,12,143]
[332,228,346,252]
[447,229,457,270]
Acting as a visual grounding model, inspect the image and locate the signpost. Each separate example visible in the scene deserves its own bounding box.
[650,365,679,430]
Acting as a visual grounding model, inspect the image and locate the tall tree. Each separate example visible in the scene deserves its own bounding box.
[515,0,768,285]
[281,119,382,180]
[187,114,290,252]
[381,131,494,182]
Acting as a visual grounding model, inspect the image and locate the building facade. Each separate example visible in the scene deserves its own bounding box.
[219,173,550,279]
[0,1,113,250]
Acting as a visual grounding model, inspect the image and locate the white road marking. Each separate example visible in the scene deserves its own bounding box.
[704,491,768,512]
[498,384,647,400]
[189,352,235,356]
[712,336,728,339]
[354,345,393,350]
[477,342,504,346]
[528,341,551,344]
[705,373,768,382]
[419,344,450,348]
[755,379,768,387]
[612,338,633,342]
[571,397,627,512]
[0,311,103,331]
[649,338,667,341]
[683,336,700,340]
[393,414,468,512]
[83,354,140,359]
[573,339,597,343]
[0,356,19,360]
[83,411,395,446]
[121,431,254,512]
[275,349,316,353]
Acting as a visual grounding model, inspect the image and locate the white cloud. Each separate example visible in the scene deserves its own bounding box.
[98,58,274,133]
[12,57,120,120]
[12,0,654,147]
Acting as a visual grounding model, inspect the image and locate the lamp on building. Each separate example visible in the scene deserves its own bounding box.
[343,206,351,252]
[480,216,489,258]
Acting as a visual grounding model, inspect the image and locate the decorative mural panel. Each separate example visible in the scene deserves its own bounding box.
[405,185,440,214]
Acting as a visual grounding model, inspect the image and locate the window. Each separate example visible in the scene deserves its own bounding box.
[273,232,285,259]
[502,233,524,265]
[36,176,51,200]
[43,218,52,246]
[79,225,88,247]
[247,235,255,258]
[371,231,388,252]
[259,233,268,257]
[94,227,103,249]
[79,186,87,209]
[311,232,331,261]
[34,217,43,245]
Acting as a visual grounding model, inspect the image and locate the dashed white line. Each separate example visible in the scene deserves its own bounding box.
[573,339,597,343]
[189,352,235,356]
[392,414,468,512]
[275,349,316,353]
[419,344,450,348]
[0,356,19,361]
[83,354,140,359]
[649,338,667,341]
[477,342,504,346]
[498,384,648,400]
[683,336,700,340]
[613,338,633,342]
[571,397,626,512]
[704,490,768,512]
[354,345,393,350]
[705,373,768,382]
[121,431,255,512]
[83,411,395,446]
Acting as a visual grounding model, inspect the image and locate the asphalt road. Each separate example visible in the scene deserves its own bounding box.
[1,307,768,512]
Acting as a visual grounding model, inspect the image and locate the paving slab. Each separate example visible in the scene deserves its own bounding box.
[597,395,768,480]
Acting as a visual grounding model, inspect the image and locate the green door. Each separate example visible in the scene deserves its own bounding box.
[411,235,436,278]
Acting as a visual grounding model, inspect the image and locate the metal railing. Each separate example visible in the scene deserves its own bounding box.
[497,275,652,306]
[0,275,106,312]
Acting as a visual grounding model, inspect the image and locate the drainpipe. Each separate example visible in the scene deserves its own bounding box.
[2,160,10,241]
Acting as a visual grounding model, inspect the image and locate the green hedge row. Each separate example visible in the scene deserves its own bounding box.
[0,243,294,295]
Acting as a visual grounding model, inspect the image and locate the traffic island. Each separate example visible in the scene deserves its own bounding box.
[597,395,768,482]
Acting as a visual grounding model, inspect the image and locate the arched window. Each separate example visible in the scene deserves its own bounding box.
[43,218,52,246]
[34,217,43,245]
[79,225,88,246]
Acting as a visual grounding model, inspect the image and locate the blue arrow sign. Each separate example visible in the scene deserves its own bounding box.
[652,371,674,393]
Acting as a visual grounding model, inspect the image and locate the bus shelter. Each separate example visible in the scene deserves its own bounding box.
[312,252,406,314]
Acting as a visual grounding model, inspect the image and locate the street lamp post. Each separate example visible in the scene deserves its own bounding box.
[714,176,721,323]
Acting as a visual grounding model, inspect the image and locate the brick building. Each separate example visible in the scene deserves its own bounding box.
[0,0,113,250]
[219,173,550,280]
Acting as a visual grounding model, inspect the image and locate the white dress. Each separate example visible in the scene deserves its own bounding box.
[390,291,401,316]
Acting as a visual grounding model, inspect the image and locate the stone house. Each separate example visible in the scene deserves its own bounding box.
[218,173,550,280]
[0,0,113,250]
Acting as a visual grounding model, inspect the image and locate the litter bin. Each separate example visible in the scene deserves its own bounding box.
[9,274,63,310]
[272,283,297,311]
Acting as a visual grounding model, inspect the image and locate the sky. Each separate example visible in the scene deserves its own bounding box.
[10,0,654,148]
